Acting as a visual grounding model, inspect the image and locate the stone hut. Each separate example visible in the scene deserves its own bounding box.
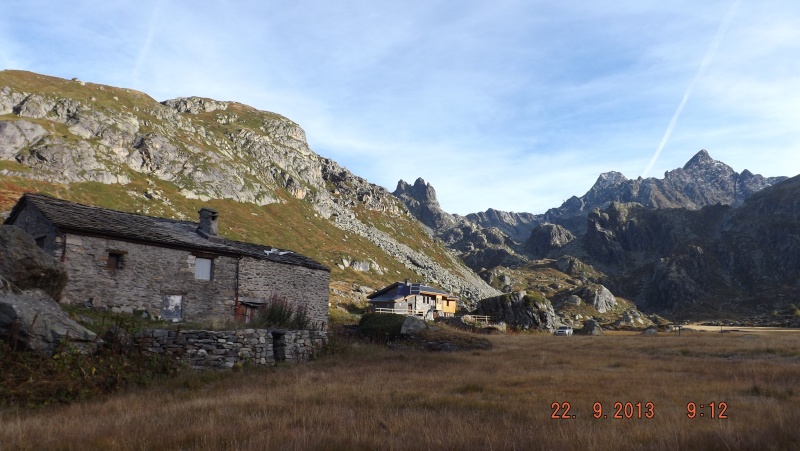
[4,193,330,327]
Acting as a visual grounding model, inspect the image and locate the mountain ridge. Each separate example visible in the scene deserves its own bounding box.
[463,149,787,240]
[392,150,797,321]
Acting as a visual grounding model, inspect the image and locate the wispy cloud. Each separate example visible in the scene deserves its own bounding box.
[131,0,162,86]
[641,0,743,178]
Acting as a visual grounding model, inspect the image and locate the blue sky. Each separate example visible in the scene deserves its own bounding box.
[2,1,800,215]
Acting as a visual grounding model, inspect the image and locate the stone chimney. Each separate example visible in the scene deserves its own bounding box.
[197,208,219,238]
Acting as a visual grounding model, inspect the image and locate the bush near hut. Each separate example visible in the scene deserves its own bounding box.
[358,313,406,340]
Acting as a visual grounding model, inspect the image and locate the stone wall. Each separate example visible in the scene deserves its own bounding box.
[56,233,238,324]
[239,258,330,328]
[133,328,327,369]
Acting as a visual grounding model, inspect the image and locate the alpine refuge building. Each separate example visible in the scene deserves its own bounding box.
[4,193,330,327]
[368,280,458,317]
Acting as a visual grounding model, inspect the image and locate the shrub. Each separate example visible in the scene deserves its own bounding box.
[251,294,313,330]
[358,313,406,338]
[0,319,179,408]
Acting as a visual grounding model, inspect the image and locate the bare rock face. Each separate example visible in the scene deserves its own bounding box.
[0,290,99,356]
[0,225,67,299]
[465,208,542,243]
[556,255,601,282]
[162,97,229,114]
[0,120,49,159]
[475,291,557,332]
[525,223,575,257]
[576,284,617,313]
[393,177,456,231]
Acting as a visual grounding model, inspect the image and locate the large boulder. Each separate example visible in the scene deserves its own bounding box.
[400,315,428,335]
[0,225,68,299]
[576,284,617,313]
[582,319,603,336]
[475,291,557,332]
[0,290,100,356]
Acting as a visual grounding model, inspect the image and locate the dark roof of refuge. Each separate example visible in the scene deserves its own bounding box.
[367,281,455,302]
[5,193,329,271]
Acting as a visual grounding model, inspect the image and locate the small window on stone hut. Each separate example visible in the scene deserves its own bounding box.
[107,252,124,270]
[34,236,46,249]
[195,257,212,281]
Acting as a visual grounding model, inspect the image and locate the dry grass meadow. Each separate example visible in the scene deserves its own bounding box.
[1,329,798,450]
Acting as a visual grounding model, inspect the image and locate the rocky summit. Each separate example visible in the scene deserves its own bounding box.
[452,150,786,241]
[393,178,456,232]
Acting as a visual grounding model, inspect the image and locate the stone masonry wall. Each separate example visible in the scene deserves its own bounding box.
[239,258,330,328]
[133,328,328,369]
[9,202,330,327]
[57,233,238,324]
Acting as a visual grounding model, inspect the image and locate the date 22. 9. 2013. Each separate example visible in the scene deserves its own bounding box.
[550,402,656,419]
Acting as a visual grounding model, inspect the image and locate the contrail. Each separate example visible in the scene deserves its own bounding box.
[641,0,743,177]
[132,0,162,86]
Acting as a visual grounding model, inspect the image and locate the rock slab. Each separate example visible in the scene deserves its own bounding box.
[0,291,99,355]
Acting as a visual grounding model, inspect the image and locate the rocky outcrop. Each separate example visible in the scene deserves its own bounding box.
[465,208,542,243]
[0,120,49,159]
[0,290,99,356]
[0,223,96,355]
[400,315,428,335]
[162,97,228,114]
[555,255,603,282]
[475,291,557,332]
[0,225,67,299]
[524,223,575,257]
[582,319,603,335]
[393,178,456,231]
[644,246,708,310]
[575,284,617,313]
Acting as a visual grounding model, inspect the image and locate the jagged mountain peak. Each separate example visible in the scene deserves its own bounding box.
[395,177,439,205]
[593,171,629,188]
[393,178,455,231]
[543,149,786,230]
[683,149,715,169]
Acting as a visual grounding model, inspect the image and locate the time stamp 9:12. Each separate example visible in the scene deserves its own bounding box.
[550,401,728,419]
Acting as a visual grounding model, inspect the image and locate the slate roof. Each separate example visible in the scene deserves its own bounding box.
[367,281,456,303]
[5,193,329,271]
